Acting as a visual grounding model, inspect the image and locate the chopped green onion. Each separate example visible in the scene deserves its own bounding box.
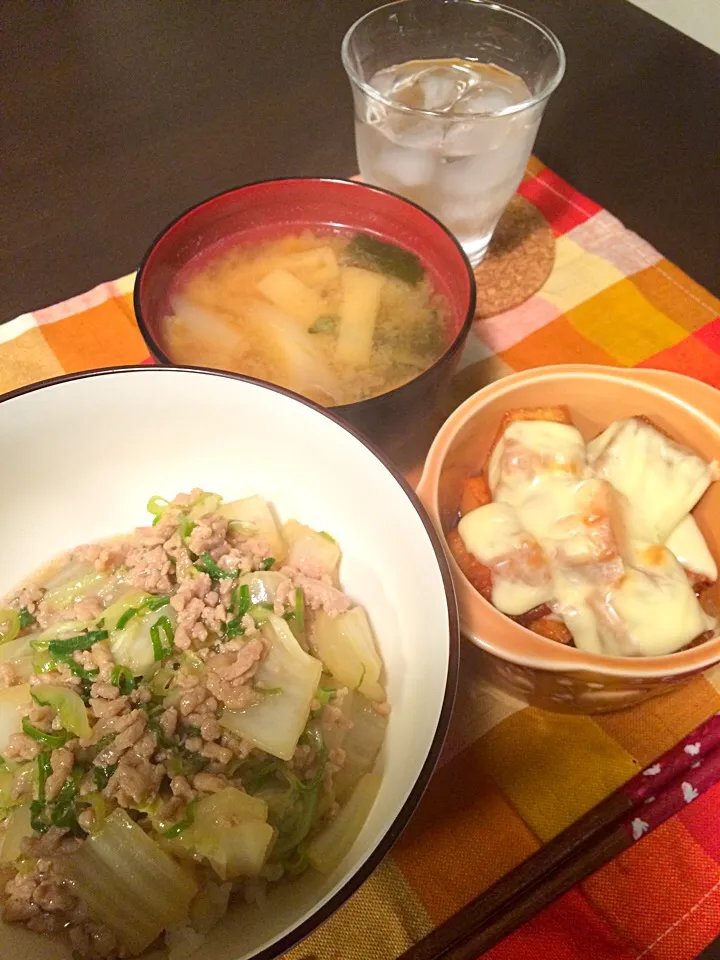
[147,495,170,524]
[194,552,235,580]
[161,801,196,838]
[248,603,272,625]
[315,686,335,709]
[48,629,108,658]
[144,595,170,612]
[115,607,139,631]
[22,718,68,749]
[294,588,305,636]
[50,766,84,830]
[18,607,36,629]
[225,618,245,639]
[37,751,52,804]
[178,516,196,542]
[116,595,170,632]
[110,665,136,695]
[150,616,174,661]
[259,557,275,570]
[0,609,20,645]
[30,799,48,834]
[232,583,251,619]
[93,763,118,791]
[66,661,99,682]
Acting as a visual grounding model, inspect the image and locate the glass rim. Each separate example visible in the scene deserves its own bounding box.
[341,0,566,120]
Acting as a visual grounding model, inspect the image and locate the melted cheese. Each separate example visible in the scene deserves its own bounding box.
[489,421,586,507]
[587,417,717,542]
[666,515,718,582]
[598,547,714,657]
[458,503,553,615]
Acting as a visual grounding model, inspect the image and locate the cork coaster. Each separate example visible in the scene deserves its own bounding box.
[473,194,555,319]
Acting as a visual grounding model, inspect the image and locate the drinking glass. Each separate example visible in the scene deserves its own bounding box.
[342,0,565,264]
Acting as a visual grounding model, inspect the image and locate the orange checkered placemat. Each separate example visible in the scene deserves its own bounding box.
[3,158,720,960]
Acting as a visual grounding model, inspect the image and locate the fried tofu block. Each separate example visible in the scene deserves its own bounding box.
[488,405,576,465]
[446,527,492,601]
[459,474,492,517]
[527,616,574,644]
[502,405,573,427]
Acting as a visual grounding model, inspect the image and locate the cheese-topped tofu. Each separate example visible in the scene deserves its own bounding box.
[587,417,717,543]
[488,420,587,508]
[458,502,553,616]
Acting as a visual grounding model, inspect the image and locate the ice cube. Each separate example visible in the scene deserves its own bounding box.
[455,84,519,115]
[412,65,469,112]
[374,141,436,188]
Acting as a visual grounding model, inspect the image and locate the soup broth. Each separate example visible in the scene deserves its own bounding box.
[160,229,451,405]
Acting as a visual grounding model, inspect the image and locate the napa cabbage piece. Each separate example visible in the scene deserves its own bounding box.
[110,604,177,676]
[312,607,385,702]
[306,773,381,875]
[61,809,197,955]
[220,613,322,760]
[101,589,153,632]
[163,787,273,881]
[0,804,32,863]
[332,693,388,801]
[283,520,341,581]
[31,684,91,739]
[236,571,288,606]
[0,632,34,665]
[0,684,32,753]
[219,496,286,563]
[189,879,232,934]
[42,561,125,611]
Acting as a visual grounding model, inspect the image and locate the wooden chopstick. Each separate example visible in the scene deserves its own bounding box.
[399,712,720,960]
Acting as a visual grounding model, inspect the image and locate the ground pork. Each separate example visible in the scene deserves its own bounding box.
[11,583,44,615]
[29,662,81,691]
[204,638,265,709]
[125,543,174,595]
[171,573,226,650]
[21,827,82,859]
[0,663,18,689]
[71,596,105,622]
[45,747,74,802]
[159,706,178,739]
[186,515,230,559]
[192,772,227,793]
[90,680,119,700]
[170,775,195,802]
[90,695,128,719]
[68,919,118,959]
[72,541,128,573]
[277,569,351,618]
[106,752,163,808]
[4,733,42,762]
[92,709,147,766]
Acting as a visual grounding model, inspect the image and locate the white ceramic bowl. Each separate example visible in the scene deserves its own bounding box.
[0,366,458,960]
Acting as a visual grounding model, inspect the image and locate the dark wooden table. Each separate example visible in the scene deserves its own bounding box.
[2,0,720,325]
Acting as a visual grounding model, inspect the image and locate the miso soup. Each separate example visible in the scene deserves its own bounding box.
[160,230,451,405]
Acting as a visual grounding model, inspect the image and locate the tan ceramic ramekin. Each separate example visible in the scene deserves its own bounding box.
[417,364,720,713]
